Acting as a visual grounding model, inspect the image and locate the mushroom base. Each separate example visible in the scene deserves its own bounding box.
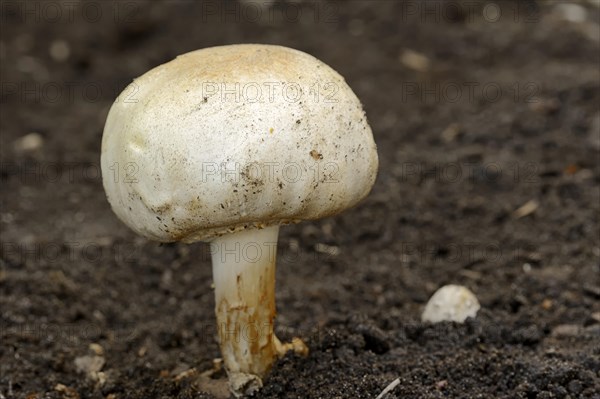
[210,225,307,397]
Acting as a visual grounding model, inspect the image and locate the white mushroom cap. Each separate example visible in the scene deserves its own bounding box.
[101,44,378,242]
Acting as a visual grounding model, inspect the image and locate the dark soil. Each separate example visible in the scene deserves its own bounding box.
[1,1,599,398]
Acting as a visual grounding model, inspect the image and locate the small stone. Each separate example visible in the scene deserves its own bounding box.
[422,285,480,323]
[54,383,67,392]
[74,355,105,378]
[137,346,147,357]
[399,49,430,72]
[541,299,553,310]
[441,123,461,142]
[89,343,104,356]
[159,369,170,378]
[95,371,107,387]
[54,384,79,399]
[13,132,43,154]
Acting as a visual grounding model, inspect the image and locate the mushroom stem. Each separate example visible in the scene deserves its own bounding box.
[210,225,307,396]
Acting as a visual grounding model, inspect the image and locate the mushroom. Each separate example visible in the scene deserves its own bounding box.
[101,44,378,396]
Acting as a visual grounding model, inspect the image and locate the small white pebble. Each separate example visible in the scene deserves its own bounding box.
[399,49,430,72]
[13,132,44,153]
[422,284,480,323]
[74,355,105,376]
[49,40,70,62]
[89,343,104,356]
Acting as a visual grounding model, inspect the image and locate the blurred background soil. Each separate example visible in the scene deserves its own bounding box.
[1,1,599,398]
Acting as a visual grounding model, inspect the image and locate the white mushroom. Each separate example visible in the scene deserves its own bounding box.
[101,44,378,396]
